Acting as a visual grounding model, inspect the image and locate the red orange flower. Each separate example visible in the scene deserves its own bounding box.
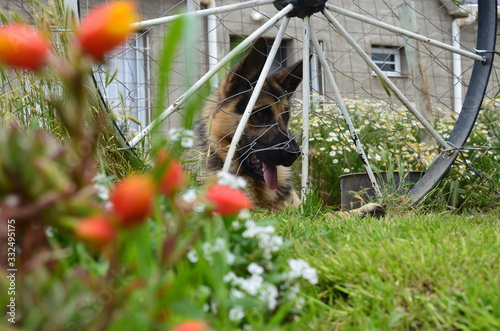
[0,23,51,71]
[159,159,185,196]
[110,174,155,226]
[77,1,139,61]
[205,184,253,216]
[172,320,208,331]
[75,214,116,245]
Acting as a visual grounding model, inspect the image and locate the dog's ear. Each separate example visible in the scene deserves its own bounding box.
[271,58,306,95]
[223,37,268,98]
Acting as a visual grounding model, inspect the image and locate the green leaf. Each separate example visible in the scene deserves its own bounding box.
[377,75,392,97]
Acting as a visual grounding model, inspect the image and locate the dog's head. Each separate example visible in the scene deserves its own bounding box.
[214,37,304,190]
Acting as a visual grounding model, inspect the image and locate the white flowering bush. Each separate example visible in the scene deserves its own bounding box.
[290,97,500,208]
[185,174,319,328]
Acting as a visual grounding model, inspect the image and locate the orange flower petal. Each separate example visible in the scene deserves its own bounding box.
[172,320,208,331]
[110,174,155,226]
[0,23,51,71]
[159,159,185,196]
[76,215,116,244]
[77,1,139,60]
[205,184,253,216]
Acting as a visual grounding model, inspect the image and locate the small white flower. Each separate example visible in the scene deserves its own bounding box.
[240,274,263,295]
[238,209,251,220]
[193,203,206,213]
[92,173,110,201]
[217,171,247,189]
[258,234,284,259]
[231,288,244,299]
[167,128,182,140]
[302,267,319,285]
[181,136,194,148]
[231,220,242,230]
[242,224,275,238]
[248,262,264,275]
[224,272,237,283]
[168,128,194,148]
[210,301,218,314]
[287,283,301,300]
[214,237,226,251]
[202,242,213,262]
[294,297,306,310]
[259,284,279,310]
[244,219,256,230]
[229,306,245,321]
[287,258,318,285]
[182,189,197,203]
[227,251,235,265]
[187,249,198,263]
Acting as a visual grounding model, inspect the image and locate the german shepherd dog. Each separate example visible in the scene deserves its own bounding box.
[193,37,384,216]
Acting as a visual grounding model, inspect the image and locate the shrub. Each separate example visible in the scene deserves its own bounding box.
[0,2,319,329]
[290,97,500,209]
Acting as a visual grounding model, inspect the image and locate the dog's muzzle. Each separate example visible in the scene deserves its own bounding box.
[243,134,300,190]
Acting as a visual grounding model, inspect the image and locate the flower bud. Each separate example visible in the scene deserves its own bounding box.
[172,320,208,331]
[159,159,185,196]
[110,174,155,226]
[0,23,51,71]
[77,1,139,61]
[75,214,116,245]
[205,184,253,216]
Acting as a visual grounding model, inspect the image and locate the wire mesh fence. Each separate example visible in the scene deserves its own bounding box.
[1,0,499,206]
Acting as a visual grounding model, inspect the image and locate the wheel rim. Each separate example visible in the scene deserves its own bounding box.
[408,0,497,204]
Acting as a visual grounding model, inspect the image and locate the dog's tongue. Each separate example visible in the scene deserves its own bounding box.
[262,162,278,190]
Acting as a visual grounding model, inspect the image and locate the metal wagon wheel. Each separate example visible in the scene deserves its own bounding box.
[81,0,497,206]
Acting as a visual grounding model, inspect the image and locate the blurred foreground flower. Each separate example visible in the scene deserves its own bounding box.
[110,174,155,226]
[157,150,185,196]
[0,23,51,71]
[205,184,253,216]
[159,159,185,196]
[77,0,139,60]
[172,320,208,331]
[75,214,116,245]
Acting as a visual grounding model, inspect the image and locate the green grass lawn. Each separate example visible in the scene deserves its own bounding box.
[273,209,500,330]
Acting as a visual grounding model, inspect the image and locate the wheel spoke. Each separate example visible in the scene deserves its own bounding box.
[325,3,485,63]
[301,16,312,199]
[129,4,294,147]
[133,0,275,29]
[310,25,382,200]
[322,9,451,150]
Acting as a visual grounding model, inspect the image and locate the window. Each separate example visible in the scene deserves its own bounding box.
[371,46,402,77]
[95,33,151,136]
[229,36,291,73]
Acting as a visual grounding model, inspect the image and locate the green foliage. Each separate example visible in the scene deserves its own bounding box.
[276,210,500,330]
[0,0,143,179]
[0,3,316,330]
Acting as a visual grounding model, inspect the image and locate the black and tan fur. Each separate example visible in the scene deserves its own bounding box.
[193,38,384,216]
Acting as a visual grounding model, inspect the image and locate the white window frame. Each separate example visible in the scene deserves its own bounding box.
[371,46,402,77]
[95,33,151,135]
[311,40,325,102]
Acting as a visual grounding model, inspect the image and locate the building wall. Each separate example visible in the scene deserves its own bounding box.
[1,0,498,135]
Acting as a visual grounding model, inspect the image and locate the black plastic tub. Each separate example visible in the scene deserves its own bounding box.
[339,171,425,210]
